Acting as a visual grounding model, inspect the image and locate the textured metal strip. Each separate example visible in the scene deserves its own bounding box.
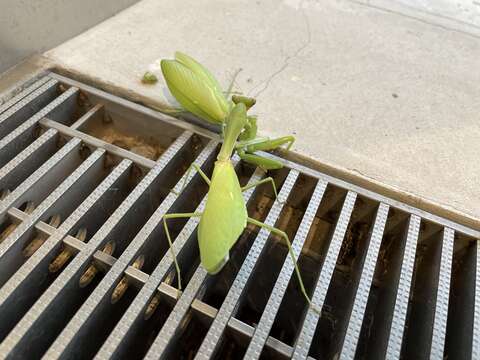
[0,148,104,270]
[429,227,454,360]
[0,159,131,341]
[39,117,157,169]
[0,77,51,115]
[94,141,218,359]
[385,214,421,359]
[0,79,57,131]
[244,179,328,359]
[0,129,57,184]
[0,86,76,153]
[70,104,103,130]
[144,163,266,360]
[339,203,389,360]
[48,140,217,358]
[33,131,192,358]
[193,170,299,360]
[473,240,480,359]
[0,137,81,222]
[292,191,357,359]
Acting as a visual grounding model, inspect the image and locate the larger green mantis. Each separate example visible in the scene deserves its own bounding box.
[148,52,319,314]
[158,102,318,313]
[160,52,294,170]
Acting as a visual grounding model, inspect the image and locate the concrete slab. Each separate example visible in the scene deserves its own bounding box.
[41,0,480,228]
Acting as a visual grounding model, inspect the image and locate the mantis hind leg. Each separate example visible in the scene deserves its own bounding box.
[162,212,203,292]
[246,217,321,314]
[241,177,283,204]
[172,163,211,196]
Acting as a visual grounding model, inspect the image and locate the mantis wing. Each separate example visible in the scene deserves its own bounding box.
[161,60,227,124]
[174,52,228,113]
[198,161,247,274]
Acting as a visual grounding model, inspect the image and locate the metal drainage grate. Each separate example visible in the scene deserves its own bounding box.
[0,72,478,360]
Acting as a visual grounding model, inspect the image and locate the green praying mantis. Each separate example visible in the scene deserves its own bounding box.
[158,52,295,170]
[145,52,319,314]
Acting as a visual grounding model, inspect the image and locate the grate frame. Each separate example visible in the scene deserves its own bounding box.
[0,71,476,360]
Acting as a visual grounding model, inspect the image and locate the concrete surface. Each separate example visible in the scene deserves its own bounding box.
[0,0,140,72]
[10,0,480,228]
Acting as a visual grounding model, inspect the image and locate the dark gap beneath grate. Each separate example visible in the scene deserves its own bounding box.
[353,208,410,359]
[268,184,348,348]
[0,165,134,354]
[401,220,444,359]
[444,234,476,360]
[225,174,318,358]
[308,195,379,360]
[123,298,175,360]
[0,132,61,194]
[47,89,94,127]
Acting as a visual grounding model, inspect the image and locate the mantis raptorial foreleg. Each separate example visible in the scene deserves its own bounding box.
[245,135,295,152]
[246,217,321,314]
[241,177,283,204]
[236,135,296,170]
[172,163,211,196]
[237,150,284,170]
[163,212,203,291]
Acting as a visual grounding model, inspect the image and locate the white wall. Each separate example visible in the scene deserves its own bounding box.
[0,0,139,73]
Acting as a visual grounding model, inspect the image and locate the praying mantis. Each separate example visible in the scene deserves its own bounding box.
[159,52,295,170]
[145,52,319,314]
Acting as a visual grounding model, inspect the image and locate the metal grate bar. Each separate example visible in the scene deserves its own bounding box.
[0,86,77,169]
[71,104,103,130]
[0,73,478,359]
[0,76,52,115]
[0,159,131,345]
[193,170,299,360]
[0,129,58,191]
[292,191,357,359]
[385,214,421,359]
[39,117,157,170]
[0,131,192,358]
[473,240,480,359]
[144,161,265,360]
[0,137,82,223]
[429,227,454,359]
[0,148,105,349]
[0,148,104,283]
[46,140,218,357]
[0,78,58,139]
[244,179,328,359]
[340,202,390,360]
[95,141,222,358]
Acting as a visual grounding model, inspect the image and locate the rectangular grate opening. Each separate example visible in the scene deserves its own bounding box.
[444,233,477,360]
[0,72,478,360]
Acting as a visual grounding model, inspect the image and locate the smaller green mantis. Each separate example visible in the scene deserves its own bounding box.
[160,52,295,170]
[155,102,319,314]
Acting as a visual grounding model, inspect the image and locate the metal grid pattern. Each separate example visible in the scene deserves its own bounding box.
[0,72,476,360]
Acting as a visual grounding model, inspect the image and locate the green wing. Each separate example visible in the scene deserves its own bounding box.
[198,161,247,274]
[174,52,229,114]
[160,60,226,124]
